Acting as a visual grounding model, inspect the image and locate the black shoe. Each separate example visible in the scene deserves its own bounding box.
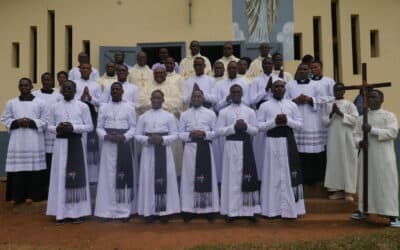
[55,220,65,226]
[247,216,257,223]
[206,214,215,223]
[121,217,131,223]
[71,218,83,224]
[99,218,111,223]
[182,213,193,223]
[225,216,235,223]
[144,216,155,224]
[160,216,169,224]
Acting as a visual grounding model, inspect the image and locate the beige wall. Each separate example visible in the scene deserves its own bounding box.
[291,0,400,114]
[1,0,400,130]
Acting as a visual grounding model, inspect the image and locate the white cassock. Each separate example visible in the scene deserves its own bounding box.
[135,108,181,216]
[128,64,153,89]
[69,66,100,81]
[32,89,63,154]
[74,78,102,183]
[323,99,358,193]
[214,77,250,183]
[97,74,117,91]
[179,106,219,214]
[217,103,260,217]
[246,55,271,83]
[46,99,93,220]
[183,74,217,107]
[249,74,279,180]
[95,101,138,218]
[1,97,47,172]
[215,78,250,112]
[272,70,294,83]
[101,81,139,108]
[354,109,399,217]
[257,98,306,218]
[179,53,212,80]
[74,78,102,106]
[237,74,252,85]
[137,79,184,175]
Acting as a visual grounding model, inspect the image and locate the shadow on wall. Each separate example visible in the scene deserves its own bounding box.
[0,131,399,177]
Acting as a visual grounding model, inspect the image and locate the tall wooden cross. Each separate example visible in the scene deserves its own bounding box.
[340,63,391,212]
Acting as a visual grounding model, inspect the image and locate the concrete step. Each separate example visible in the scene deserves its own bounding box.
[305,198,357,214]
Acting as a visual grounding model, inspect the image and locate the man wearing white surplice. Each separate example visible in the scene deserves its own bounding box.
[135,90,180,223]
[95,82,137,220]
[352,90,399,224]
[46,81,93,224]
[217,84,260,222]
[322,83,358,201]
[1,78,47,204]
[179,90,219,222]
[258,80,305,219]
[285,63,325,186]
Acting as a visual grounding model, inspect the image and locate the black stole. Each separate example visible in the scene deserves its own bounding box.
[57,133,87,203]
[145,132,169,212]
[190,137,212,208]
[82,101,100,165]
[105,129,134,203]
[267,126,303,202]
[226,131,260,206]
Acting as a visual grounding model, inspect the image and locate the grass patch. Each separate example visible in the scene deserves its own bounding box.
[187,228,400,250]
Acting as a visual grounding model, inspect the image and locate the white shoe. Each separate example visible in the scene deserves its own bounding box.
[351,211,368,220]
[345,194,354,201]
[329,191,344,200]
[390,218,400,227]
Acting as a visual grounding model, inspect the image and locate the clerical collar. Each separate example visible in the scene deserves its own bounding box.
[312,75,323,81]
[41,88,54,94]
[297,79,310,84]
[19,94,35,101]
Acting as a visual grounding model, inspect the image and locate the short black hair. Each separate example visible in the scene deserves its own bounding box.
[57,71,68,79]
[151,89,164,98]
[19,77,32,85]
[41,72,53,81]
[230,84,242,92]
[62,80,76,89]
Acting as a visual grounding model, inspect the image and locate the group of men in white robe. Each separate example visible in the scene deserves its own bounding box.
[2,41,399,227]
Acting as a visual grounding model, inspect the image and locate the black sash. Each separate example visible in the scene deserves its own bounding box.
[203,101,213,109]
[189,138,212,208]
[57,133,87,203]
[256,100,266,109]
[267,126,303,202]
[226,131,260,206]
[145,132,169,212]
[105,128,134,203]
[83,101,99,165]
